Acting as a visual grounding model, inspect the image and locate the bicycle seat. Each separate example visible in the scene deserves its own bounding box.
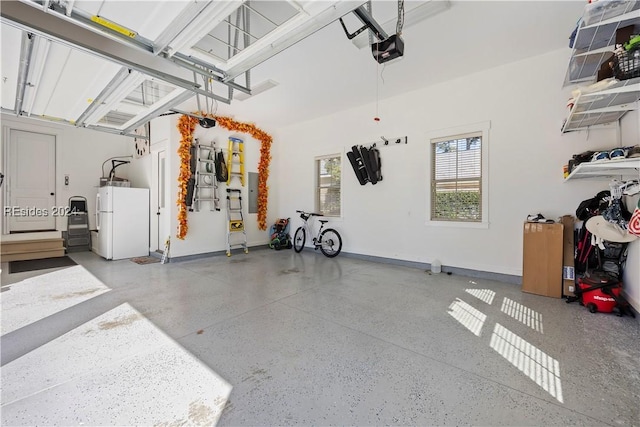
[319,220,328,224]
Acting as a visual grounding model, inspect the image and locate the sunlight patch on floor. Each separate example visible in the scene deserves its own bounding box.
[1,265,110,335]
[490,323,563,403]
[447,298,487,336]
[465,288,496,305]
[500,297,544,333]
[1,302,232,425]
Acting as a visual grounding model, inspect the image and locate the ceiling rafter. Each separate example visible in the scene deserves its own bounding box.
[14,31,36,115]
[2,0,247,97]
[1,0,370,138]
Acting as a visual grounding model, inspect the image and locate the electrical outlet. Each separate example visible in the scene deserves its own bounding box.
[569,285,574,293]
[64,175,69,186]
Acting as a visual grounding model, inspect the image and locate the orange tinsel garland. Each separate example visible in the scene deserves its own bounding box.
[176,113,272,239]
[176,115,198,239]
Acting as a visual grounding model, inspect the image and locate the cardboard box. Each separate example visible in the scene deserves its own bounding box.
[561,215,576,297]
[522,222,564,298]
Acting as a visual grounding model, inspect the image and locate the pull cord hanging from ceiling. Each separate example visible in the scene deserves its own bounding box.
[195,73,219,128]
[366,2,381,122]
[372,0,404,122]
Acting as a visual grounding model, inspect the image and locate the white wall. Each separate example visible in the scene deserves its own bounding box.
[620,109,640,311]
[125,116,172,252]
[273,48,638,280]
[125,115,174,190]
[127,145,152,189]
[1,114,130,234]
[151,115,171,253]
[162,115,275,258]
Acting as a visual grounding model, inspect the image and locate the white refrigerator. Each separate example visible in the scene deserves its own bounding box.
[95,186,150,260]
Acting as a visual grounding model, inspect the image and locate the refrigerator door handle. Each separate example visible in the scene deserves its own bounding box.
[96,193,101,231]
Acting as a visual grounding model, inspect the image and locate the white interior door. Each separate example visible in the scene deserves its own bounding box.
[157,149,167,251]
[7,130,56,232]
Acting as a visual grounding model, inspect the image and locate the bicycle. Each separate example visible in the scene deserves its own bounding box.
[293,210,342,258]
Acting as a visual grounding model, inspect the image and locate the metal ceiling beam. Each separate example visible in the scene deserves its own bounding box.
[0,0,234,104]
[153,1,211,55]
[222,1,367,81]
[159,0,246,59]
[170,53,250,95]
[38,0,248,96]
[23,36,51,116]
[14,32,35,115]
[1,106,149,140]
[85,125,149,140]
[1,107,17,115]
[75,67,132,127]
[352,5,389,41]
[122,90,194,134]
[65,0,75,16]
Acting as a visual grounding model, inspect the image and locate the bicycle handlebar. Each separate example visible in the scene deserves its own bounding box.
[296,210,322,217]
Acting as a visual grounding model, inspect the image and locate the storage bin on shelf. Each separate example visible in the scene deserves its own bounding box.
[612,47,640,80]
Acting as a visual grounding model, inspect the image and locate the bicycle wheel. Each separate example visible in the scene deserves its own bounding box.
[319,228,342,258]
[293,227,306,252]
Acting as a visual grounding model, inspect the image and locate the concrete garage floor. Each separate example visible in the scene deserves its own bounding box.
[1,249,639,426]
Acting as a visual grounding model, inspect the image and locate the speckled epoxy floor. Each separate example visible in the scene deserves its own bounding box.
[1,249,639,426]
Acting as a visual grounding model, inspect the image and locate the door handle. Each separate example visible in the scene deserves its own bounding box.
[96,194,101,231]
[50,192,55,196]
[157,211,161,215]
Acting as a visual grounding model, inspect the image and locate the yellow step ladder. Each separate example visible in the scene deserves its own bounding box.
[227,137,245,186]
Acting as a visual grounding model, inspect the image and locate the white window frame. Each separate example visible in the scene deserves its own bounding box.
[315,153,342,217]
[426,121,490,229]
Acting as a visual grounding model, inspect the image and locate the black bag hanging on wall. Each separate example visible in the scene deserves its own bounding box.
[347,145,369,185]
[215,150,228,182]
[364,146,382,184]
[348,145,383,185]
[186,177,195,207]
[186,145,197,207]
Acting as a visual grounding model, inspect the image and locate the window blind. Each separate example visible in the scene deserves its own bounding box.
[431,132,482,222]
[316,155,341,216]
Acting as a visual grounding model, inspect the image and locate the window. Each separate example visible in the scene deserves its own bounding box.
[316,155,341,216]
[431,132,483,222]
